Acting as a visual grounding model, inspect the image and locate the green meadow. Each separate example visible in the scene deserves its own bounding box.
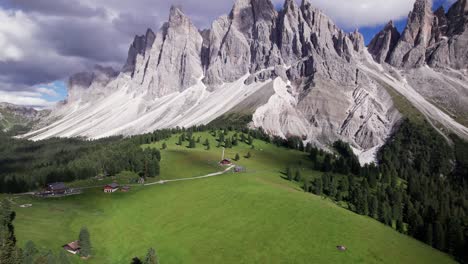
[11,132,455,263]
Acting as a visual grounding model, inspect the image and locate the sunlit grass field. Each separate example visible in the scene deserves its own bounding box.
[11,132,455,263]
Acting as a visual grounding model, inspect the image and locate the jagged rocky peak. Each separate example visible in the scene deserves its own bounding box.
[388,0,433,68]
[131,5,204,97]
[368,21,401,63]
[372,0,468,69]
[446,0,468,35]
[123,28,155,74]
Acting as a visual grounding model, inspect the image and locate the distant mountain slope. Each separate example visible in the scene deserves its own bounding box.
[0,103,48,135]
[23,0,468,164]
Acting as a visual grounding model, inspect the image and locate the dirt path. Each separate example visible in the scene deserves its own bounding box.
[12,165,237,197]
[144,165,235,186]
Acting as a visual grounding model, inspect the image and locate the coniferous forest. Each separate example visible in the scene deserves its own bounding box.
[283,119,468,263]
[0,131,168,193]
[1,118,467,262]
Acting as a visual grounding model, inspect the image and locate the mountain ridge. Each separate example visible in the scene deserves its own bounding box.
[22,0,468,164]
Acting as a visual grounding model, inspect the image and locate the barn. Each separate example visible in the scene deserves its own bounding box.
[63,241,80,254]
[45,182,68,195]
[104,183,119,193]
[220,159,232,166]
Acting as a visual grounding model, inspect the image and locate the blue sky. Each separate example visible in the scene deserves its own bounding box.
[35,81,68,102]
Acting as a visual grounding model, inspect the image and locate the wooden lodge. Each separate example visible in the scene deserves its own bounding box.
[220,159,232,166]
[63,241,80,255]
[45,182,68,196]
[104,183,119,193]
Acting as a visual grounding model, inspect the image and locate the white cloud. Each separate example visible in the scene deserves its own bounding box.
[0,90,56,108]
[302,0,416,28]
[0,9,37,62]
[36,87,59,97]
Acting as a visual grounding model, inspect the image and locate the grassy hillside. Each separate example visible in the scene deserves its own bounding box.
[10,132,455,263]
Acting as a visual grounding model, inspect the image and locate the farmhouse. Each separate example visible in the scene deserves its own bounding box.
[220,159,232,166]
[104,183,119,193]
[63,241,80,254]
[45,182,68,195]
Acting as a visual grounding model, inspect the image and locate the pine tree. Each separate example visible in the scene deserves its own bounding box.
[0,199,20,264]
[46,250,56,264]
[329,178,338,199]
[162,142,167,150]
[240,133,246,142]
[235,153,240,161]
[313,178,323,195]
[143,248,158,264]
[177,136,182,146]
[286,167,293,181]
[396,218,405,233]
[323,155,332,172]
[188,137,196,148]
[426,224,433,247]
[58,251,70,264]
[78,226,92,257]
[294,170,302,182]
[434,221,446,251]
[369,196,378,219]
[302,179,310,192]
[247,134,253,145]
[23,241,38,264]
[147,160,157,178]
[204,139,209,146]
[245,152,252,159]
[206,142,211,150]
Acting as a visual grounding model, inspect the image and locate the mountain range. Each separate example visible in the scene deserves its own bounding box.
[19,0,468,164]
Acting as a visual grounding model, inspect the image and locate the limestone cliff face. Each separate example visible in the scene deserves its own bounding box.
[26,0,468,163]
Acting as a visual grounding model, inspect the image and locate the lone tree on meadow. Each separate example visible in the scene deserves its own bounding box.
[162,142,167,150]
[79,226,92,258]
[234,153,240,161]
[294,170,302,182]
[245,152,252,159]
[286,167,293,181]
[188,137,196,148]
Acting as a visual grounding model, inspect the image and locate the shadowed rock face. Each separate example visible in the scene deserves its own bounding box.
[368,21,401,63]
[370,0,468,69]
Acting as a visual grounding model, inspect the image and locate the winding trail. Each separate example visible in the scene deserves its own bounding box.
[144,165,235,186]
[13,165,236,197]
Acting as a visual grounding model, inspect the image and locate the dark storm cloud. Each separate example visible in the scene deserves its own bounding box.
[4,0,107,18]
[41,16,129,62]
